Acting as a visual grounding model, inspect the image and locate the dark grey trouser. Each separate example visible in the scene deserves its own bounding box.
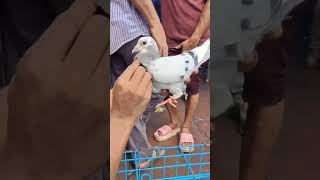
[110,36,162,159]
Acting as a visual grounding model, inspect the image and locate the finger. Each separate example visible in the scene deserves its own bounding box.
[144,81,153,101]
[27,0,97,64]
[175,40,186,49]
[163,46,168,57]
[175,43,182,49]
[129,66,147,90]
[160,48,164,57]
[64,15,107,82]
[137,72,152,93]
[120,60,140,81]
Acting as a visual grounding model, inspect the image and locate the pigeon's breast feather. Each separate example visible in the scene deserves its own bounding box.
[147,55,188,84]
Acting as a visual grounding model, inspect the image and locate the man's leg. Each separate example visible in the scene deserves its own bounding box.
[156,50,181,137]
[159,74,200,141]
[181,93,199,139]
[162,104,180,133]
[240,37,287,180]
[180,73,200,145]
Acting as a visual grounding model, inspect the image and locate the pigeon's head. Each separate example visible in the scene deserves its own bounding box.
[132,37,160,58]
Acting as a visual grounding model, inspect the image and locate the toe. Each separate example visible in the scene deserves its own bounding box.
[157,130,162,136]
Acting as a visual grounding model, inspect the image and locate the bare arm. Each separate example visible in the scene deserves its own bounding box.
[176,0,210,51]
[110,61,152,180]
[192,0,210,40]
[110,113,135,180]
[129,0,168,56]
[129,0,160,28]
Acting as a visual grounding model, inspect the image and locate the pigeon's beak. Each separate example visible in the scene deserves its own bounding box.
[132,46,140,54]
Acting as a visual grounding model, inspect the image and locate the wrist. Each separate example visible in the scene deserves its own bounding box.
[110,110,136,128]
[190,33,202,41]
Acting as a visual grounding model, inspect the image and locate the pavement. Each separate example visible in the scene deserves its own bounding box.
[146,80,211,179]
[117,79,211,179]
[147,80,211,148]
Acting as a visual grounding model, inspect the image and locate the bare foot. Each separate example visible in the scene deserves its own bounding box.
[157,122,179,136]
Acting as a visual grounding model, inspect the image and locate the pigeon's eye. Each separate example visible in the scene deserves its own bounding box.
[142,41,147,45]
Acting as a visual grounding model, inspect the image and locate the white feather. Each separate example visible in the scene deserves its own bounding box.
[133,36,210,99]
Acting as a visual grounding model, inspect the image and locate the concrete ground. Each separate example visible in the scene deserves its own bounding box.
[117,80,211,179]
[146,80,211,179]
[214,48,320,179]
[147,80,211,148]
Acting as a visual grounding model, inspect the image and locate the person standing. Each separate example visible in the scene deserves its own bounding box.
[110,0,168,168]
[153,0,210,152]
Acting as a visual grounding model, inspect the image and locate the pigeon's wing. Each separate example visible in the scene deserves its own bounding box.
[148,55,189,84]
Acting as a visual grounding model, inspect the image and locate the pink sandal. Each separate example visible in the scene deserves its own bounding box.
[179,132,195,153]
[154,125,180,142]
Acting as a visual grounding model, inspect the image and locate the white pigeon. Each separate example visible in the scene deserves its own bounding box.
[132,36,210,108]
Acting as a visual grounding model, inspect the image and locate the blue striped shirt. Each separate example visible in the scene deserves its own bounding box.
[110,0,150,55]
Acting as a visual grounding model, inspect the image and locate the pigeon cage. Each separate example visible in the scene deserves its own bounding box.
[117,144,211,180]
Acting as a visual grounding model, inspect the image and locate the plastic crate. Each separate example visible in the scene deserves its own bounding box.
[117,144,210,180]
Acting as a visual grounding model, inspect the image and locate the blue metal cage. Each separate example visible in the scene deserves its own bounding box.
[117,144,210,180]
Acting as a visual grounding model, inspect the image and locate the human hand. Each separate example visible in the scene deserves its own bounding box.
[150,23,168,56]
[111,60,152,122]
[176,37,200,52]
[2,0,107,178]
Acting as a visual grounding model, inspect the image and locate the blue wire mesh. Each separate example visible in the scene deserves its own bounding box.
[117,144,210,180]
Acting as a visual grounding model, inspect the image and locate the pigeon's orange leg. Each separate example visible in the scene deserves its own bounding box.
[156,96,177,108]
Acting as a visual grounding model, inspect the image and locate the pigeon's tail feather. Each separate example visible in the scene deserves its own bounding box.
[189,39,210,70]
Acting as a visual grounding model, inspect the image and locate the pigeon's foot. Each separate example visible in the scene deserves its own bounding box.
[156,96,177,108]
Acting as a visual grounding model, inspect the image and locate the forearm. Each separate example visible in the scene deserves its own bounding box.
[191,0,210,40]
[110,114,135,180]
[129,0,161,28]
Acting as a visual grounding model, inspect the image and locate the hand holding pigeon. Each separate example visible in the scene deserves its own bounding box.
[132,36,210,109]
